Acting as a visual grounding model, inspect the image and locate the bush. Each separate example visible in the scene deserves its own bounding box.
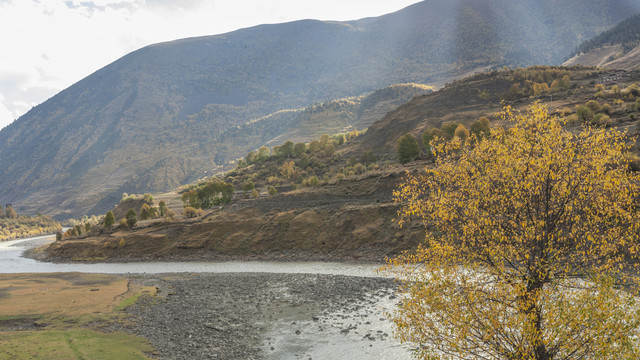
[242,181,255,193]
[454,124,470,142]
[268,186,277,195]
[183,207,198,218]
[251,189,259,198]
[585,100,601,112]
[599,103,612,114]
[353,163,366,175]
[576,105,593,122]
[84,222,91,233]
[592,113,612,127]
[303,176,320,187]
[125,209,137,228]
[119,218,128,228]
[440,122,460,139]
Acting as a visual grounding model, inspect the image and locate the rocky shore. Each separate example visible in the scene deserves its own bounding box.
[114,273,414,360]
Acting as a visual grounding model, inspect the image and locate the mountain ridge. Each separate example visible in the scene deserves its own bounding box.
[2,0,640,218]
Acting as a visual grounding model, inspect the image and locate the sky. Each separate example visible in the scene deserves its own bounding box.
[0,0,422,130]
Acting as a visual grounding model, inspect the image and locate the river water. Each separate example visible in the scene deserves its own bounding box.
[0,234,384,277]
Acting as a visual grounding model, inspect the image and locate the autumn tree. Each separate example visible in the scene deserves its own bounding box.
[397,133,419,164]
[389,103,640,359]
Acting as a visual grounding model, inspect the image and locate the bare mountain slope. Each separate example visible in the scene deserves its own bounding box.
[2,0,639,218]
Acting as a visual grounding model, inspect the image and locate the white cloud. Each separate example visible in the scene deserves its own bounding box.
[0,0,421,129]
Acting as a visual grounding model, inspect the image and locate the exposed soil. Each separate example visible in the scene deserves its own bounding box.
[112,273,411,360]
[43,170,425,263]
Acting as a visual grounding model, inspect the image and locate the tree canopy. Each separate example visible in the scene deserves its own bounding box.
[388,103,640,359]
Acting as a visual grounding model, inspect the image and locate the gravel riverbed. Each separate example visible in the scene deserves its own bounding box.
[115,273,414,360]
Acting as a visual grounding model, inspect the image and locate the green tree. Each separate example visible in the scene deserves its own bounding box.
[360,150,377,165]
[397,133,419,164]
[268,186,277,196]
[104,211,115,228]
[158,200,168,217]
[278,141,295,158]
[125,209,137,229]
[389,104,640,359]
[293,142,307,157]
[257,146,271,161]
[84,222,91,233]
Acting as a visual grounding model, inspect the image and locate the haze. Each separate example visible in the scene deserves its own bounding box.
[0,0,421,130]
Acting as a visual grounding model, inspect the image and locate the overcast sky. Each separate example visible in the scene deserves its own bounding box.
[0,0,421,130]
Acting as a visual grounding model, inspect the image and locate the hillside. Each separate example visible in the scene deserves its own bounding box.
[2,0,640,219]
[565,13,640,70]
[44,66,640,262]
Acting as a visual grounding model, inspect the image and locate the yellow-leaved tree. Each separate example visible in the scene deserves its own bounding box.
[389,103,640,359]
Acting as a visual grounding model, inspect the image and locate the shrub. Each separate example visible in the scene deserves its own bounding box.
[599,103,612,114]
[119,238,126,247]
[242,181,255,193]
[592,113,611,127]
[56,229,63,241]
[84,222,91,233]
[119,218,128,228]
[183,207,198,218]
[353,163,366,175]
[251,189,259,198]
[454,124,470,142]
[576,105,593,122]
[585,100,601,112]
[104,211,115,228]
[440,122,460,139]
[303,176,320,187]
[595,84,605,91]
[125,209,137,228]
[268,186,277,196]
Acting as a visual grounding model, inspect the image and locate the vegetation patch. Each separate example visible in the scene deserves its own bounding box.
[0,330,154,360]
[0,273,157,359]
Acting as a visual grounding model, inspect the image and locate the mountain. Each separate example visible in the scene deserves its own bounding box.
[2,0,640,219]
[45,66,640,262]
[565,13,640,69]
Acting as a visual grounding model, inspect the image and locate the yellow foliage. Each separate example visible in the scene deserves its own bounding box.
[387,103,640,359]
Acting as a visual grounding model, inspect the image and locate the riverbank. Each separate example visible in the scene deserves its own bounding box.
[112,272,413,360]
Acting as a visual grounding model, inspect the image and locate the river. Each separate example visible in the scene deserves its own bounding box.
[0,234,384,277]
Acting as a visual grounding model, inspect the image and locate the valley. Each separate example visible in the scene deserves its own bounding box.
[3,1,640,358]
